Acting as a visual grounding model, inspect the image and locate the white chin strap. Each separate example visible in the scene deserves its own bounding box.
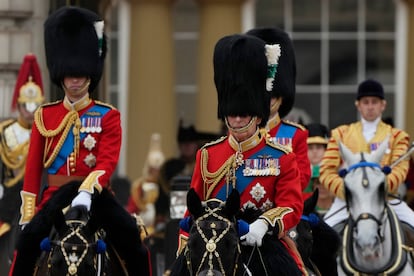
[225,116,257,134]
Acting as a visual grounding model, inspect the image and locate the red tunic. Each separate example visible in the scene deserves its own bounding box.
[266,114,310,191]
[23,98,121,208]
[178,130,303,270]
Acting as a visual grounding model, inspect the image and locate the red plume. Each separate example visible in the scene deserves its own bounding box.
[11,53,44,111]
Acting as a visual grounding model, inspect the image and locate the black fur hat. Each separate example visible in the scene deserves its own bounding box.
[44,6,107,92]
[214,34,270,128]
[306,123,329,145]
[356,79,384,100]
[246,27,296,118]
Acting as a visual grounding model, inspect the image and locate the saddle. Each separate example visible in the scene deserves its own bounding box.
[340,206,413,275]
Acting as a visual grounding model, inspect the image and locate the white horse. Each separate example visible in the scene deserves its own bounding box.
[338,140,414,275]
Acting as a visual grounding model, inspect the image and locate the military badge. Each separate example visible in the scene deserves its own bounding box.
[83,134,96,151]
[84,153,96,168]
[250,183,266,202]
[260,198,273,212]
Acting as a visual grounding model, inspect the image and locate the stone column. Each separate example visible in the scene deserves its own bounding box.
[403,0,414,138]
[127,0,176,180]
[195,0,245,133]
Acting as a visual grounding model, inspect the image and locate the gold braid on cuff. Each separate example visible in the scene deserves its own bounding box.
[78,170,105,194]
[260,207,293,233]
[19,191,36,225]
[177,234,188,257]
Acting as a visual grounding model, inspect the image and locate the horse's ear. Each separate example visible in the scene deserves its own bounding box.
[303,189,318,215]
[187,188,203,218]
[54,210,68,235]
[339,141,359,166]
[368,135,390,163]
[224,189,240,217]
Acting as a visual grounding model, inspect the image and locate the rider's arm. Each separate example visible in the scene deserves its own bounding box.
[385,128,410,194]
[320,126,346,200]
[20,110,45,225]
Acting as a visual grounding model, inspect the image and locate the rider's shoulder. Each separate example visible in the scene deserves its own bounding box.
[281,119,306,130]
[201,136,227,149]
[0,118,15,131]
[266,139,292,154]
[94,100,117,110]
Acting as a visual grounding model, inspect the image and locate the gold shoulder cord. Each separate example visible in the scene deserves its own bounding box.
[201,148,234,199]
[0,142,29,187]
[0,121,30,187]
[34,108,81,168]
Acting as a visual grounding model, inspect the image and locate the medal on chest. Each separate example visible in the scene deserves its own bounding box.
[243,156,280,176]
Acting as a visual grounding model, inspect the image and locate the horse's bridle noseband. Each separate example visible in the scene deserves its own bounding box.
[343,158,387,243]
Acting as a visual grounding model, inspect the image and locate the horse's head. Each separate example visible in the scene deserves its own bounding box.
[185,188,241,276]
[339,138,389,261]
[41,206,107,276]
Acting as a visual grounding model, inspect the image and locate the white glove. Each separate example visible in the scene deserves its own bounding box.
[240,219,268,247]
[71,191,92,211]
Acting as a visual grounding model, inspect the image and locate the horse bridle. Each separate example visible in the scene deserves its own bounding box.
[343,157,387,243]
[186,203,241,276]
[48,223,106,276]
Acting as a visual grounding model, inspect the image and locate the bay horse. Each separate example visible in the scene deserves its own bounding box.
[337,140,414,275]
[169,188,301,276]
[10,181,151,276]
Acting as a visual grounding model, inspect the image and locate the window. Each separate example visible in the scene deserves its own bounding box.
[256,0,396,129]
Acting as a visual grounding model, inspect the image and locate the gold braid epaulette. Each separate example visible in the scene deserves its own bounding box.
[34,106,81,168]
[200,135,227,149]
[0,119,29,187]
[259,207,293,233]
[281,119,306,130]
[94,100,117,110]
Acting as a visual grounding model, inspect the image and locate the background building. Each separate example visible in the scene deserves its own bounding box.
[0,0,413,181]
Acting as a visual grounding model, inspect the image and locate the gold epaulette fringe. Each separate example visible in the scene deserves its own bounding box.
[282,119,306,130]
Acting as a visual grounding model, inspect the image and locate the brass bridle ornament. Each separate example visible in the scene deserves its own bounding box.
[185,201,241,276]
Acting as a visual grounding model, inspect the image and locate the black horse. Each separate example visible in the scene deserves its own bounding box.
[293,189,340,276]
[10,181,151,276]
[170,188,302,276]
[170,188,243,276]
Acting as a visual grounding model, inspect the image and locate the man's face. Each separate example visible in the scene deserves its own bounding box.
[63,76,90,100]
[226,115,261,142]
[355,96,386,122]
[18,103,37,125]
[307,143,326,165]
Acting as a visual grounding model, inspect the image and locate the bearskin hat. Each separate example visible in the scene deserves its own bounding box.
[246,27,296,118]
[44,6,107,92]
[214,34,270,128]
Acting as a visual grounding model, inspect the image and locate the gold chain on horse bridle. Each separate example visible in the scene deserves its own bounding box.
[60,226,90,276]
[188,205,240,276]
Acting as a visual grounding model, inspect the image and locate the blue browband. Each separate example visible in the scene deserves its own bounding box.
[348,161,381,171]
[339,161,391,178]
